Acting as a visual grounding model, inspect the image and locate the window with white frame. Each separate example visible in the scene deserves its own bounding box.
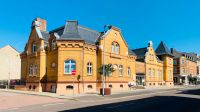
[33,64,38,76]
[64,60,76,74]
[111,43,115,53]
[115,44,119,54]
[51,39,56,50]
[181,68,185,74]
[111,42,120,54]
[32,43,37,53]
[152,69,155,77]
[29,65,33,76]
[87,62,92,75]
[127,67,131,76]
[119,65,123,76]
[181,59,185,65]
[148,68,151,76]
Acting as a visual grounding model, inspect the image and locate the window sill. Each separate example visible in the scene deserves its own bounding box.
[110,53,121,59]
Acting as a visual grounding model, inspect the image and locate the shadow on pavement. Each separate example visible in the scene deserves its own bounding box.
[59,95,200,112]
[177,89,200,95]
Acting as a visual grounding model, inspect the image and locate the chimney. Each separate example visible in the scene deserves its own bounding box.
[32,18,47,31]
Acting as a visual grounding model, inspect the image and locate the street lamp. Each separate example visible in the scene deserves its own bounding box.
[102,24,111,96]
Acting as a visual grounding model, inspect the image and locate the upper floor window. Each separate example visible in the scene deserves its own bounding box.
[148,68,151,76]
[51,39,56,50]
[181,68,185,74]
[87,62,92,75]
[29,65,33,76]
[173,60,177,65]
[64,60,76,74]
[32,43,37,53]
[181,60,185,65]
[111,42,120,54]
[111,43,115,53]
[119,65,123,76]
[152,69,155,77]
[33,64,38,76]
[127,67,131,76]
[115,44,119,54]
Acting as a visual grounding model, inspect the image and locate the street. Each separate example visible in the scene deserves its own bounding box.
[1,87,200,112]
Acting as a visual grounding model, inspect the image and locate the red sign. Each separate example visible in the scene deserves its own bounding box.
[72,70,76,75]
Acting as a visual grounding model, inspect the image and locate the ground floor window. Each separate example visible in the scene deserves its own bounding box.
[64,60,76,74]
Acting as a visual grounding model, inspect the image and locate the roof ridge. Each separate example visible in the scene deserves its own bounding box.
[78,25,100,34]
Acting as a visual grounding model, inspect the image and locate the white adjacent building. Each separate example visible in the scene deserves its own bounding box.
[0,45,21,84]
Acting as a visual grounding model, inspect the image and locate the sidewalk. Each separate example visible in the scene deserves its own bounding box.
[0,85,197,101]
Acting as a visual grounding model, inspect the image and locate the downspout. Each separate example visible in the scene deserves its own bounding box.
[82,44,85,93]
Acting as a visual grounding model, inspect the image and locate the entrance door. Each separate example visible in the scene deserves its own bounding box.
[51,85,56,93]
[173,77,178,84]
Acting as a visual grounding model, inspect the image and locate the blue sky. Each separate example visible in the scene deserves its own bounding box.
[0,0,200,54]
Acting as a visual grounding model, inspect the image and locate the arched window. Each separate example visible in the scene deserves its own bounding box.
[111,42,120,54]
[119,65,123,76]
[51,39,56,50]
[32,43,37,53]
[127,67,131,76]
[64,60,76,74]
[33,64,38,76]
[87,62,92,75]
[115,44,119,54]
[111,43,115,53]
[29,65,33,76]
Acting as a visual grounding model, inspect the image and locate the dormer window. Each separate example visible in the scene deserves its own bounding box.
[32,43,37,53]
[51,39,56,50]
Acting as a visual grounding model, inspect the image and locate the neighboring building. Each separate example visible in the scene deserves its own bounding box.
[171,48,197,85]
[0,45,21,85]
[133,41,174,86]
[20,18,136,94]
[197,55,200,75]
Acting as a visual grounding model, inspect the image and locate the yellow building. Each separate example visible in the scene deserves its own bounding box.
[133,41,174,86]
[20,18,136,94]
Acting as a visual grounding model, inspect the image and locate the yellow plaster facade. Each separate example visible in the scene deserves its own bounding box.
[21,18,136,94]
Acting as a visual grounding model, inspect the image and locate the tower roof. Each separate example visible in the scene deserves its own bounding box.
[155,41,173,57]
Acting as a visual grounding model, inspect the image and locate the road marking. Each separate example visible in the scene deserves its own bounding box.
[42,103,64,107]
[7,107,19,110]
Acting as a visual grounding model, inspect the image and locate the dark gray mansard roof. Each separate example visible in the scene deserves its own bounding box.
[49,21,101,44]
[46,20,135,56]
[155,41,174,57]
[132,47,147,60]
[171,48,197,62]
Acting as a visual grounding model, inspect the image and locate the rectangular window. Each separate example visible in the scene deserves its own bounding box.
[181,60,185,65]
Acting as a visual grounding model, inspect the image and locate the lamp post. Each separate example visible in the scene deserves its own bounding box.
[102,25,110,96]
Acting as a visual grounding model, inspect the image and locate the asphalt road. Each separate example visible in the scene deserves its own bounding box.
[1,87,200,112]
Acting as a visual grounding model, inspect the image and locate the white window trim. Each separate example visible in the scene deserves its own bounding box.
[119,65,123,76]
[87,62,92,75]
[127,67,131,76]
[64,60,76,74]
